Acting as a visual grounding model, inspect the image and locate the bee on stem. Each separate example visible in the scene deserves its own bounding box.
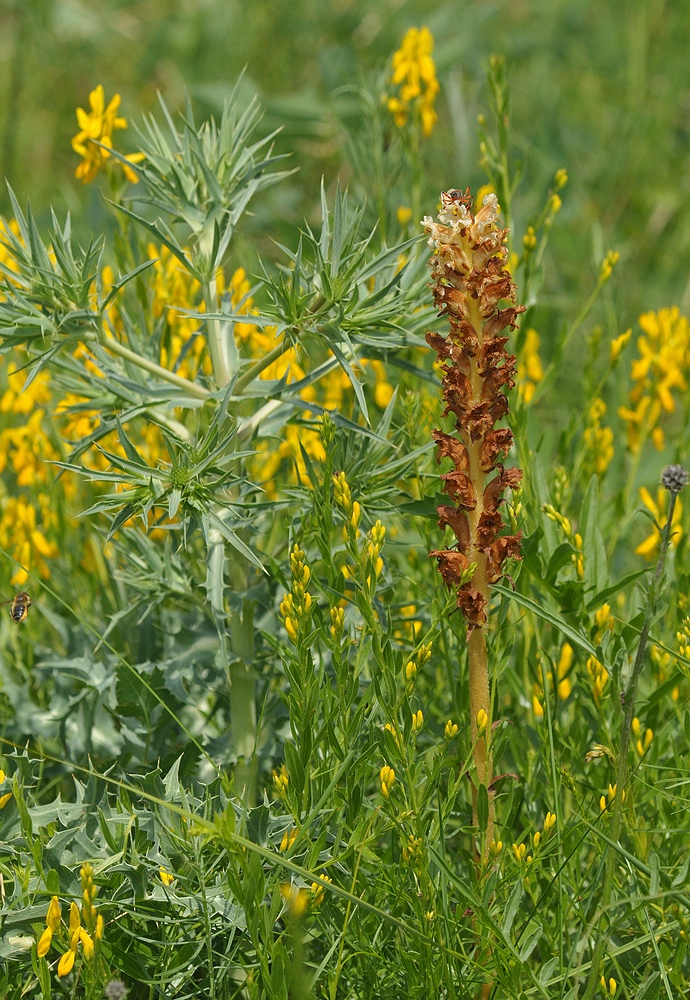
[1,591,32,623]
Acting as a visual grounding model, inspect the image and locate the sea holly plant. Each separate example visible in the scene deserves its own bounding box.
[0,85,433,797]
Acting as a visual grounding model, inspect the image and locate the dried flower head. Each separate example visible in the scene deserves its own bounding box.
[424,188,524,632]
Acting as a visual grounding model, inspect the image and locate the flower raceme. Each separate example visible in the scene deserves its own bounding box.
[619,307,690,453]
[424,188,524,632]
[35,864,103,977]
[387,26,440,137]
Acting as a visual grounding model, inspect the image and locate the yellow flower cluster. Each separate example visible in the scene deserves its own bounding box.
[310,873,332,907]
[511,812,556,867]
[512,841,531,864]
[517,328,544,404]
[678,618,690,659]
[587,655,609,706]
[583,398,614,476]
[619,307,690,453]
[280,882,309,919]
[600,975,618,997]
[404,640,431,695]
[387,26,440,137]
[37,864,103,977]
[279,827,298,853]
[635,486,682,559]
[329,604,344,642]
[631,717,653,757]
[159,868,175,886]
[542,504,584,579]
[71,85,144,184]
[532,643,573,719]
[444,719,459,740]
[593,603,614,641]
[279,544,313,644]
[401,833,423,867]
[272,764,289,800]
[599,250,620,283]
[379,764,395,798]
[610,328,631,363]
[599,783,624,812]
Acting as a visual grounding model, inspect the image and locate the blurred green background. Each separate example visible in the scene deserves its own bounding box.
[1,0,689,327]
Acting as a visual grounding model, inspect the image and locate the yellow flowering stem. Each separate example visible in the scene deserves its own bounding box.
[98,331,210,400]
[583,466,687,1000]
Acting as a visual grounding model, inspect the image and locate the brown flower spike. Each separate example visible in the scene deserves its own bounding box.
[424,188,523,855]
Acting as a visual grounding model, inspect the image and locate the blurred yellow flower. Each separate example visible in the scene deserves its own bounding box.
[397,205,413,226]
[517,329,543,403]
[583,398,614,476]
[71,85,145,184]
[0,495,59,586]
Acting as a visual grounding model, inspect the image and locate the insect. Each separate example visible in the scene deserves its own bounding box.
[1,591,32,624]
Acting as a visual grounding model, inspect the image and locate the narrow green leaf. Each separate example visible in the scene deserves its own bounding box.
[502,881,523,938]
[493,584,598,658]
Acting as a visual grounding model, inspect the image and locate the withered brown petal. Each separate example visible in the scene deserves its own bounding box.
[433,430,469,470]
[426,331,452,359]
[485,533,523,583]
[456,586,488,630]
[441,470,477,508]
[437,505,470,552]
[479,428,514,471]
[476,509,504,548]
[430,549,471,587]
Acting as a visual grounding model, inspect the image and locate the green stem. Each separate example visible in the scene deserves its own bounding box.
[98,332,210,400]
[203,278,231,386]
[581,489,678,1000]
[234,339,290,393]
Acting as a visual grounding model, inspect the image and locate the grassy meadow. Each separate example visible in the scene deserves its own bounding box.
[1,1,690,997]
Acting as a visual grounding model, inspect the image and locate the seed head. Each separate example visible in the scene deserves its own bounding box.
[661,464,689,495]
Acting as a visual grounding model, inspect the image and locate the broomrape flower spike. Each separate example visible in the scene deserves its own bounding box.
[424,188,523,855]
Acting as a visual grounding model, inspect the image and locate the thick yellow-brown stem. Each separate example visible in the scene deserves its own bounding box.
[466,301,494,857]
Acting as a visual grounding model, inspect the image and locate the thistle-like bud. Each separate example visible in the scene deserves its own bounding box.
[424,188,524,632]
